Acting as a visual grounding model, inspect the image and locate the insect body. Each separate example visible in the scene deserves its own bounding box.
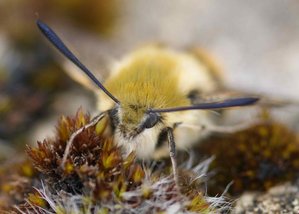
[98,46,221,159]
[37,20,258,184]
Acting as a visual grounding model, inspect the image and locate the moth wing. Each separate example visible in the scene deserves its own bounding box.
[191,89,295,108]
[63,55,109,91]
[189,47,225,89]
[51,24,124,91]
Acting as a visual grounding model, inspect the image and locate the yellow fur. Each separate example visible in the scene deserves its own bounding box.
[94,46,223,158]
[104,48,190,124]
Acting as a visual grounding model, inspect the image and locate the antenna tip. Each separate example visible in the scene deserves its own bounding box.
[36,19,51,35]
[247,97,260,104]
[36,19,44,27]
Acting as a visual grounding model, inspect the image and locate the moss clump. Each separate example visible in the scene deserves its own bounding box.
[0,109,225,213]
[198,122,299,196]
[0,159,37,211]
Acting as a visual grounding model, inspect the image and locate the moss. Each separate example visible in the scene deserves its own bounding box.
[0,109,222,213]
[0,159,37,212]
[197,122,299,196]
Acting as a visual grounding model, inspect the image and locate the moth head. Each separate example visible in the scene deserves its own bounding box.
[111,104,161,139]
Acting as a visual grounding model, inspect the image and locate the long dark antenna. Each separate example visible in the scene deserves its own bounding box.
[149,97,259,113]
[36,20,120,104]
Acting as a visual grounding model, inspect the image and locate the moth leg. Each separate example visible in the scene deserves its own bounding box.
[166,127,179,188]
[61,112,106,169]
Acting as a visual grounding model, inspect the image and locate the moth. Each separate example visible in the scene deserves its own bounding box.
[37,20,258,184]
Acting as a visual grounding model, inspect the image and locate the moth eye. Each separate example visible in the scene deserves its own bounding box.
[108,107,119,127]
[108,107,118,119]
[143,112,159,129]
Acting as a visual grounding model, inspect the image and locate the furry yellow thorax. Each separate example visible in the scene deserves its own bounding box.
[104,47,190,125]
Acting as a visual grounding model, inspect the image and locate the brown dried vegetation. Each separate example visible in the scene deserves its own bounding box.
[198,122,299,196]
[0,110,213,213]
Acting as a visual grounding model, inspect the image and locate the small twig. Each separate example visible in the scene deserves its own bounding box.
[60,112,106,169]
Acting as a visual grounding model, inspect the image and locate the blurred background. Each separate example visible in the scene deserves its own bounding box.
[1,0,299,159]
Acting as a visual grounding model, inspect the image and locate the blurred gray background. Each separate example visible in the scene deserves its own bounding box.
[119,0,299,99]
[1,0,299,146]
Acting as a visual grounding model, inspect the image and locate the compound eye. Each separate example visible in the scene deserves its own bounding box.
[143,112,159,129]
